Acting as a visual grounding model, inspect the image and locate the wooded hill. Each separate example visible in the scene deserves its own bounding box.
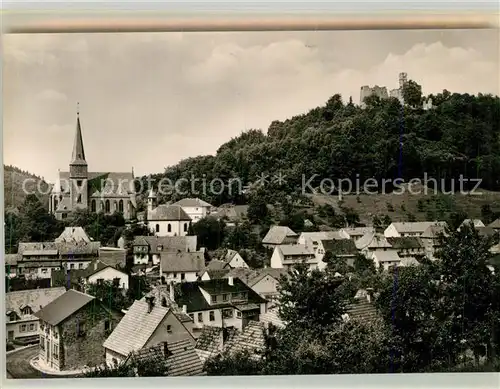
[4,165,50,211]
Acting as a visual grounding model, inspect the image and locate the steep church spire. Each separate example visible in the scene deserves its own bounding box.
[71,102,86,164]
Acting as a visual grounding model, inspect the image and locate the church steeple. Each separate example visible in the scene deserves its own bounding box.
[71,102,86,164]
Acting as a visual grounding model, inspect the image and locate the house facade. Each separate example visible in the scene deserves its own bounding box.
[6,287,66,343]
[131,235,198,265]
[34,289,122,371]
[103,298,195,367]
[144,190,192,237]
[270,244,317,271]
[338,227,375,242]
[49,110,137,221]
[175,278,268,334]
[262,226,298,250]
[84,260,129,290]
[384,221,447,238]
[159,251,206,284]
[172,198,213,223]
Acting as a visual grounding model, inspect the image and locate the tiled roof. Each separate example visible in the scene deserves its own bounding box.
[5,254,18,266]
[99,248,127,268]
[22,249,59,256]
[386,237,423,249]
[355,232,392,250]
[372,250,401,263]
[143,285,193,323]
[148,205,191,221]
[83,259,127,279]
[459,219,485,228]
[262,226,298,245]
[55,227,91,243]
[421,224,448,239]
[6,287,66,321]
[195,325,238,361]
[176,279,266,313]
[212,205,248,221]
[340,227,375,237]
[278,244,315,257]
[389,221,447,234]
[488,218,500,229]
[160,252,206,273]
[224,321,267,357]
[34,289,95,326]
[346,298,378,322]
[259,311,286,329]
[58,171,136,198]
[321,239,358,255]
[103,300,170,356]
[202,269,231,280]
[299,231,343,243]
[18,261,62,268]
[173,198,213,208]
[230,268,289,287]
[132,235,197,254]
[17,241,101,257]
[206,260,227,271]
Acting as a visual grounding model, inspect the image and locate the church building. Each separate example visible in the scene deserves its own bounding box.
[49,108,137,221]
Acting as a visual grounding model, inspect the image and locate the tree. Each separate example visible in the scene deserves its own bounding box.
[247,196,270,225]
[402,80,423,108]
[205,350,264,375]
[86,280,132,312]
[191,216,226,250]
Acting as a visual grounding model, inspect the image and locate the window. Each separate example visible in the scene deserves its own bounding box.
[209,311,215,321]
[22,306,32,315]
[184,223,188,232]
[236,311,242,318]
[173,273,177,278]
[119,200,124,213]
[9,313,16,322]
[77,180,83,187]
[222,308,233,319]
[211,295,217,303]
[91,200,96,212]
[167,325,172,333]
[40,336,45,350]
[105,200,110,213]
[20,324,27,332]
[113,278,120,287]
[29,323,35,332]
[77,194,82,204]
[77,320,86,337]
[181,273,185,280]
[41,268,48,274]
[62,213,67,219]
[167,224,172,232]
[70,263,75,269]
[232,293,239,300]
[79,263,84,269]
[222,294,228,302]
[197,313,203,322]
[112,358,118,366]
[156,224,160,233]
[104,320,111,331]
[40,322,44,331]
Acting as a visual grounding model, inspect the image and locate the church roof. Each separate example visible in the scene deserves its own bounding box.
[57,171,135,198]
[148,205,191,221]
[71,113,87,165]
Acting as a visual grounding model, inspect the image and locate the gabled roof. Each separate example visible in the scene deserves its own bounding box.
[206,260,228,271]
[195,325,239,362]
[55,227,91,243]
[58,171,136,198]
[160,252,205,273]
[371,250,401,263]
[321,239,358,255]
[385,237,423,250]
[459,219,485,229]
[83,259,127,279]
[259,310,286,328]
[34,289,95,326]
[388,221,446,234]
[340,227,375,237]
[262,226,298,245]
[345,298,378,322]
[143,285,192,323]
[103,300,170,356]
[173,198,213,208]
[299,231,343,243]
[98,247,127,268]
[132,235,197,253]
[6,287,66,321]
[421,224,448,239]
[176,279,267,313]
[148,205,192,221]
[278,244,315,257]
[488,218,500,229]
[355,232,392,250]
[224,321,267,357]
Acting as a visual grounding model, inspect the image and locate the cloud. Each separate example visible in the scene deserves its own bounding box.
[36,89,68,102]
[2,30,498,181]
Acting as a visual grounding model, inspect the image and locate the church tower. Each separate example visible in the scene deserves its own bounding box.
[69,103,89,211]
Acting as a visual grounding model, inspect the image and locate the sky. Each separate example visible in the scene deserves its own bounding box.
[3,29,499,183]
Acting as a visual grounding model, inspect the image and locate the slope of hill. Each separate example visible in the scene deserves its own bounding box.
[3,165,51,210]
[137,83,500,221]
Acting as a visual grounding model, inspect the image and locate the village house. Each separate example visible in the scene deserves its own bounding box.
[130,235,198,265]
[83,259,129,289]
[488,218,500,232]
[420,223,449,260]
[34,289,123,372]
[173,277,268,334]
[384,221,447,238]
[338,227,375,242]
[320,239,359,268]
[458,219,485,230]
[385,237,425,258]
[172,198,214,223]
[270,244,317,271]
[140,189,192,237]
[98,247,127,269]
[355,231,393,257]
[103,297,195,367]
[262,226,298,250]
[211,204,249,227]
[159,251,206,284]
[49,111,137,221]
[6,287,66,343]
[370,250,403,270]
[297,231,343,261]
[124,338,205,376]
[206,249,249,271]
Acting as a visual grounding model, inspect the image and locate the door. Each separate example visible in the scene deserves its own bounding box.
[46,340,50,361]
[7,331,14,340]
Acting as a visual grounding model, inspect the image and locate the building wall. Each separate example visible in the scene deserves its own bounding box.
[6,318,39,341]
[251,275,280,301]
[181,206,210,223]
[270,249,284,268]
[88,267,129,290]
[38,321,62,370]
[227,253,249,268]
[64,260,92,271]
[144,311,195,348]
[149,220,189,237]
[161,270,198,284]
[384,224,401,238]
[105,348,125,367]
[58,303,121,371]
[21,265,61,280]
[188,308,244,331]
[90,196,134,220]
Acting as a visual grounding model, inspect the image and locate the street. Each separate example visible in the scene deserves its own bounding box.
[5,346,60,379]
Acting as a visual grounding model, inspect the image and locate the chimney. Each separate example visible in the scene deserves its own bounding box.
[146,296,155,313]
[169,282,175,302]
[182,305,187,314]
[228,276,234,286]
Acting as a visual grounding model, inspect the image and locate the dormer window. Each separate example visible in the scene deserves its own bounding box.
[157,245,163,251]
[211,295,217,303]
[22,306,32,315]
[9,312,17,322]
